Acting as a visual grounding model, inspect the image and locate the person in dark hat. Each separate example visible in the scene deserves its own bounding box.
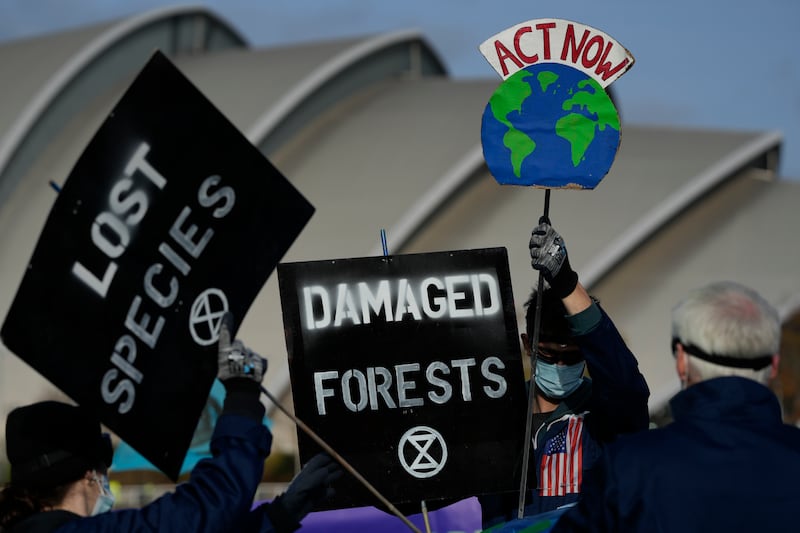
[0,312,341,532]
[551,281,800,533]
[479,219,650,528]
[1,400,115,527]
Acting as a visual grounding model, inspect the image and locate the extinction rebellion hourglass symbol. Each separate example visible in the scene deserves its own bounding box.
[398,426,448,479]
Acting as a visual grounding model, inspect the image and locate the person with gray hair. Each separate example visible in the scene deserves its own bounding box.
[551,280,800,533]
[671,280,780,387]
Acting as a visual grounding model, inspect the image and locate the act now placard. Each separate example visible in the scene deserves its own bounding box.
[479,18,634,189]
[479,18,633,85]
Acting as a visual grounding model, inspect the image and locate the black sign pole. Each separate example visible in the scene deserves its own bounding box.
[260,385,421,533]
[517,188,551,519]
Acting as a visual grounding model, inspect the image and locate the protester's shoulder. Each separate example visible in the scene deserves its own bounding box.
[605,425,676,458]
[7,510,79,533]
[49,510,138,533]
[778,421,800,444]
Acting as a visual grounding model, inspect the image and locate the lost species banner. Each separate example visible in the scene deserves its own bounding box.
[1,51,314,480]
[278,248,527,508]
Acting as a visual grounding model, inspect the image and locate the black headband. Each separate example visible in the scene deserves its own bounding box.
[671,337,773,370]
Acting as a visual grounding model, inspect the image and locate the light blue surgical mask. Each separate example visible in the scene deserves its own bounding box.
[534,360,585,399]
[91,472,115,516]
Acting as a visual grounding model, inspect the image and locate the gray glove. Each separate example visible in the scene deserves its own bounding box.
[274,453,343,523]
[216,312,267,383]
[529,218,578,298]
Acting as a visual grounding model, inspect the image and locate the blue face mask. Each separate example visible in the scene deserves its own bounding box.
[91,473,115,516]
[534,360,585,399]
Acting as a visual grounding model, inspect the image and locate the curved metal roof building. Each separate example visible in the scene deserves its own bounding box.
[1,5,798,459]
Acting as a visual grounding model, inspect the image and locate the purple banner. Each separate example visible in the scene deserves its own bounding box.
[257,497,482,533]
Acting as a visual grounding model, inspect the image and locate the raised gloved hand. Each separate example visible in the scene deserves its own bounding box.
[273,453,343,524]
[529,217,579,298]
[217,312,267,384]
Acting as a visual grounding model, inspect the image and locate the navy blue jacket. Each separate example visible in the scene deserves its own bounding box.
[11,413,277,533]
[480,303,650,527]
[553,376,800,533]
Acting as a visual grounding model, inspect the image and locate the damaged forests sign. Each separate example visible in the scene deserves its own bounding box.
[1,51,314,480]
[278,248,527,508]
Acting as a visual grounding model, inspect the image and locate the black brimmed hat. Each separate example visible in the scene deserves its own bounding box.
[6,401,112,489]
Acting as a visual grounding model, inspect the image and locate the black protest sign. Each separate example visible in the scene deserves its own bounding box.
[1,50,314,480]
[278,248,527,508]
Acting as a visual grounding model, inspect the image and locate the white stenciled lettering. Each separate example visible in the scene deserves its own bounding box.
[101,370,135,414]
[446,275,471,318]
[100,334,144,414]
[198,175,235,218]
[334,283,361,327]
[341,369,369,412]
[109,178,148,225]
[144,263,178,308]
[72,142,165,298]
[358,280,391,324]
[91,212,130,259]
[315,371,339,415]
[169,206,213,259]
[426,361,452,404]
[109,335,143,384]
[304,286,330,330]
[396,363,424,408]
[301,273,502,331]
[72,261,117,300]
[158,242,190,275]
[451,358,477,401]
[472,273,501,316]
[367,367,396,410]
[420,277,446,319]
[125,295,164,349]
[312,356,509,415]
[482,357,507,398]
[84,166,237,415]
[124,142,167,189]
[395,279,422,321]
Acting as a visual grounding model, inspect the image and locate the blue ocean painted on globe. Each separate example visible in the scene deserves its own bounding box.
[481,63,620,189]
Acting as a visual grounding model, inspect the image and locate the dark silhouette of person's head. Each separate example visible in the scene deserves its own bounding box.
[5,401,112,489]
[524,288,573,349]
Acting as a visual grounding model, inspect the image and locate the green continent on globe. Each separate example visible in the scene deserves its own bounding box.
[537,70,558,92]
[556,78,620,167]
[489,73,536,177]
[484,64,621,184]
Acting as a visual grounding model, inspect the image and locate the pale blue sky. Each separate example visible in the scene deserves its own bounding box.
[2,0,798,178]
